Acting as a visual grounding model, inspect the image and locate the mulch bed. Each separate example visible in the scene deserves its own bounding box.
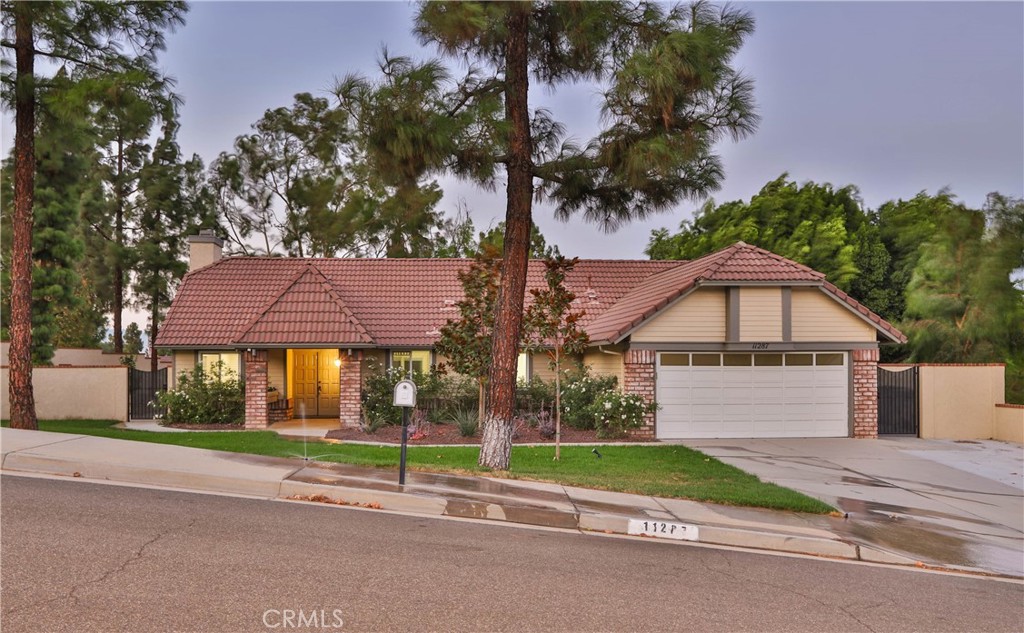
[325,423,654,445]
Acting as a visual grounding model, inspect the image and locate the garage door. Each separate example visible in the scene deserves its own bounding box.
[656,352,848,439]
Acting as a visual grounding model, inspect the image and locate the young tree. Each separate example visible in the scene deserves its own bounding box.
[435,244,503,424]
[523,256,589,460]
[409,1,758,468]
[1,1,186,429]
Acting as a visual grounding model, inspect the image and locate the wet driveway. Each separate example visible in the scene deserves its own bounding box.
[680,437,1024,576]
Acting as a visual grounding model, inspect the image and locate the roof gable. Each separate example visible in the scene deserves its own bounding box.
[234,263,372,346]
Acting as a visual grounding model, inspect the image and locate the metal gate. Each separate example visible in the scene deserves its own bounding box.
[130,368,168,420]
[878,366,919,435]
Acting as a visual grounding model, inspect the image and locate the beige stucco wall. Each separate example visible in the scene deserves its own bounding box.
[918,365,1005,440]
[267,349,287,395]
[631,288,727,343]
[1,366,128,421]
[993,405,1023,444]
[739,287,782,341]
[791,288,875,342]
[1,342,148,368]
[583,347,624,387]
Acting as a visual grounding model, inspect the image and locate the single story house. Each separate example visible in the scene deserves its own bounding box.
[155,231,905,439]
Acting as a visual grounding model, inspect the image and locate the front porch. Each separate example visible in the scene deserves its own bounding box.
[243,348,365,430]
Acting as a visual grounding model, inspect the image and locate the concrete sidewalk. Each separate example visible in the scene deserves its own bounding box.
[0,428,986,575]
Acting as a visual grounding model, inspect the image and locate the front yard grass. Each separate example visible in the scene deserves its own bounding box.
[3,419,834,514]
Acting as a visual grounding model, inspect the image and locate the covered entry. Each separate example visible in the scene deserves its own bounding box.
[289,349,340,418]
[656,351,849,439]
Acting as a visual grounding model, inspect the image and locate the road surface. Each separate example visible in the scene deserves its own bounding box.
[2,475,1021,632]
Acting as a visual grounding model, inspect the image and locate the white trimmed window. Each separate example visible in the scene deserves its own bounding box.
[199,351,241,381]
[391,350,432,376]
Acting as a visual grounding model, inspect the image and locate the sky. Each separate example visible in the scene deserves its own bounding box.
[2,1,1023,336]
[147,0,1024,260]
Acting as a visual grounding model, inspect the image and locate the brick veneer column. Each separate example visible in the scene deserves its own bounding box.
[852,348,879,438]
[339,350,363,428]
[623,349,656,438]
[244,350,269,429]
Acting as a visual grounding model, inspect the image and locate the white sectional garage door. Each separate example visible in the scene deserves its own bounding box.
[656,352,849,439]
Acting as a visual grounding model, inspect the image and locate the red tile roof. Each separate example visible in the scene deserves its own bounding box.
[156,242,905,348]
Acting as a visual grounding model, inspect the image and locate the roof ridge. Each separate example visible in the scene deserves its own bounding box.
[306,264,373,342]
[693,243,743,281]
[231,265,312,343]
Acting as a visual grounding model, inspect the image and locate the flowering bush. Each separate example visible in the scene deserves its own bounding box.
[559,367,618,429]
[154,362,244,425]
[591,390,658,439]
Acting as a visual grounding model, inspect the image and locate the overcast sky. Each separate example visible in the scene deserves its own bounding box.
[144,0,1024,260]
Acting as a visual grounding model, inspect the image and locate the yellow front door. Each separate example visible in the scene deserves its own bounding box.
[293,350,340,418]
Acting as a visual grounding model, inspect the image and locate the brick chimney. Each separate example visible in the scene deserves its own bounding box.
[188,229,223,271]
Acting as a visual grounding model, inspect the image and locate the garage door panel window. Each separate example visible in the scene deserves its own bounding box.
[692,354,721,366]
[785,353,813,366]
[816,353,845,366]
[754,354,783,366]
[660,353,690,367]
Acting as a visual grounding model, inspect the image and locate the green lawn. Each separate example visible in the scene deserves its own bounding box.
[3,419,834,514]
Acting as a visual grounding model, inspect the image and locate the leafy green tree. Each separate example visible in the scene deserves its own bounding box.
[123,322,144,356]
[478,222,560,259]
[1,77,95,364]
[901,194,1024,401]
[646,174,873,293]
[435,245,503,423]
[83,70,179,354]
[391,1,759,468]
[523,256,589,460]
[1,0,185,428]
[51,275,107,349]
[423,205,478,258]
[135,103,215,371]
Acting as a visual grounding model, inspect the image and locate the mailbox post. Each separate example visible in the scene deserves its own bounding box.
[393,379,417,485]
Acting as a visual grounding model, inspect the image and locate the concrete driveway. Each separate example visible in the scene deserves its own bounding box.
[681,437,1024,577]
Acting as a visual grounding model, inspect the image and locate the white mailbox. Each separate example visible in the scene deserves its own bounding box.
[393,380,417,408]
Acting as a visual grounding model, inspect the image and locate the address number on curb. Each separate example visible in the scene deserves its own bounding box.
[627,519,699,541]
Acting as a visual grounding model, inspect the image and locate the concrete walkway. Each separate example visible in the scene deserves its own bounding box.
[4,428,1021,576]
[682,438,1024,577]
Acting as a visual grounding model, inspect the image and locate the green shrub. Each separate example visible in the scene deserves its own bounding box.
[450,409,479,437]
[515,377,555,414]
[155,362,244,425]
[591,390,658,438]
[559,366,618,429]
[361,361,477,425]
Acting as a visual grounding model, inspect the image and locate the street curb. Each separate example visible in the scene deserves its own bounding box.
[2,452,286,498]
[276,477,871,562]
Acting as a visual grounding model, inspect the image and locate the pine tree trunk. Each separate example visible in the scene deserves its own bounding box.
[150,298,158,373]
[9,4,38,430]
[113,135,125,354]
[479,5,532,471]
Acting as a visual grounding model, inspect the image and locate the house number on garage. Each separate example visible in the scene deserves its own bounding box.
[627,519,699,541]
[750,342,770,350]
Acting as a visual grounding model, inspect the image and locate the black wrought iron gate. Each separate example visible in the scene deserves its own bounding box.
[878,366,919,435]
[130,368,168,420]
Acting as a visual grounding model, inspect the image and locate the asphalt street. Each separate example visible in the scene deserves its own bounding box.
[2,475,1021,633]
